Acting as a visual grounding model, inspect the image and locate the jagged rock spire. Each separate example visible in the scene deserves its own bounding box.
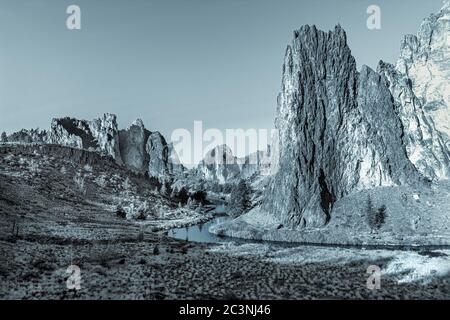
[264,25,423,229]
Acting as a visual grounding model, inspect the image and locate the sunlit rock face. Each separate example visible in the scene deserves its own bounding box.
[379,2,450,180]
[89,113,122,163]
[50,114,121,160]
[198,145,241,184]
[118,119,150,172]
[50,117,94,150]
[264,25,423,229]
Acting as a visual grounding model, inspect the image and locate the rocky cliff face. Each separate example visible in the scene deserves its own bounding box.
[51,117,95,150]
[118,119,150,172]
[50,114,122,161]
[2,129,50,144]
[89,114,122,163]
[6,114,183,180]
[264,25,423,229]
[146,131,183,180]
[378,2,450,180]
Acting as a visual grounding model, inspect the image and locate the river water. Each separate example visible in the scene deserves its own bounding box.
[167,215,232,243]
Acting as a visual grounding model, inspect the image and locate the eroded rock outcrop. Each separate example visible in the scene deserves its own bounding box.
[118,119,150,172]
[6,114,184,180]
[50,117,94,150]
[89,114,122,162]
[264,25,423,229]
[50,114,123,163]
[2,129,50,144]
[378,2,450,180]
[146,132,184,180]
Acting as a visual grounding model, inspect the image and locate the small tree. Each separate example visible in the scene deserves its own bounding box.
[191,190,207,205]
[116,205,126,219]
[375,205,386,229]
[136,211,146,220]
[366,194,386,231]
[1,132,7,143]
[153,244,160,255]
[227,179,251,217]
[137,230,144,241]
[122,177,131,195]
[73,172,86,195]
[160,182,168,196]
[173,187,189,205]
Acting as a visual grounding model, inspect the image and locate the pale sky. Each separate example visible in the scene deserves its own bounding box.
[0,0,445,146]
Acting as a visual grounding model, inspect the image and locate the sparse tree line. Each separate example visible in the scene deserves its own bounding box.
[116,178,209,221]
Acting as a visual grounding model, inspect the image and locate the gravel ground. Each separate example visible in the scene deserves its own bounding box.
[1,234,448,300]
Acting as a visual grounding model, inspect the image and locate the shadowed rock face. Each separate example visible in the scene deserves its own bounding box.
[146,131,184,180]
[264,25,423,229]
[119,119,150,172]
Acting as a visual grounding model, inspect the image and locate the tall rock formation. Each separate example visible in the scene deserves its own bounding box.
[264,25,423,229]
[89,114,122,163]
[118,119,150,172]
[378,2,450,180]
[146,131,183,180]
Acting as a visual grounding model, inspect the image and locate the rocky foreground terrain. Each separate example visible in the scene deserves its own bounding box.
[2,234,449,299]
[0,141,448,299]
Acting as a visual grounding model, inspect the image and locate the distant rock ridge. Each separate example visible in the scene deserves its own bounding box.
[1,128,51,144]
[197,144,272,184]
[264,24,425,229]
[198,145,241,184]
[4,113,184,181]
